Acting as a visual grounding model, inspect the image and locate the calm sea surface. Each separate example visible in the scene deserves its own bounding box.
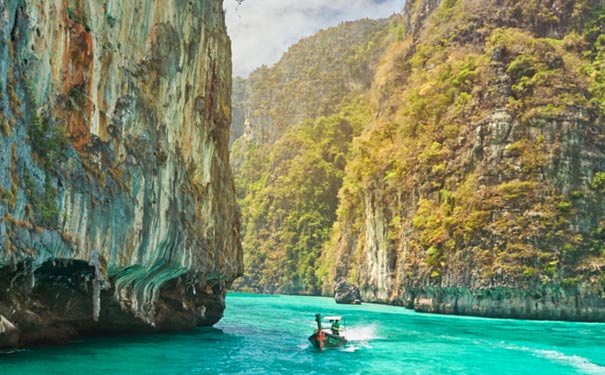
[1,293,604,374]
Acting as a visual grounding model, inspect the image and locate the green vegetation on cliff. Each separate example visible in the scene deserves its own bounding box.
[324,0,605,313]
[234,101,370,293]
[232,17,399,294]
[233,0,605,320]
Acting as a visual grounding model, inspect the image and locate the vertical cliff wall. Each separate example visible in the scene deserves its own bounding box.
[325,0,605,321]
[0,0,242,348]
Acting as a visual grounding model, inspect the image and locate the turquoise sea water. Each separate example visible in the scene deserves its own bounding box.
[1,293,605,374]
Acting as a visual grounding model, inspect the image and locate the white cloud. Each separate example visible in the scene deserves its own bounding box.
[225,0,403,77]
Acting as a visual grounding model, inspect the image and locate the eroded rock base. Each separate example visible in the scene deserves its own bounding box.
[399,287,605,322]
[0,260,227,349]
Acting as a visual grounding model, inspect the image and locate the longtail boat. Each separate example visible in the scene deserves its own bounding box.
[308,314,347,350]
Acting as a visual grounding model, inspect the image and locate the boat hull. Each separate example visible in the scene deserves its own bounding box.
[308,331,347,350]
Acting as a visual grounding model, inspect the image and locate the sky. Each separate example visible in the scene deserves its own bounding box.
[224,0,403,77]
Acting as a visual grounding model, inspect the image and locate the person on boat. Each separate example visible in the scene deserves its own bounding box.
[331,319,340,335]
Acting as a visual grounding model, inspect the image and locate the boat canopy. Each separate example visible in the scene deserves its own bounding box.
[323,316,342,321]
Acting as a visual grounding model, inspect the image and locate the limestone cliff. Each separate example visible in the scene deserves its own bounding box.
[0,0,242,348]
[325,0,605,321]
[231,17,396,294]
[230,76,247,148]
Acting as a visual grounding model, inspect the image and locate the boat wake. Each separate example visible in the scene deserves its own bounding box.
[505,345,605,375]
[339,324,382,351]
[340,344,363,352]
[533,349,605,375]
[346,324,381,342]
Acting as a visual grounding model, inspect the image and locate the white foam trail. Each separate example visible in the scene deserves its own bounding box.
[504,345,605,375]
[346,324,381,341]
[534,350,605,375]
[340,345,361,352]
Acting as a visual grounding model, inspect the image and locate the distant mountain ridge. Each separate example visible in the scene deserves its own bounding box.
[232,18,394,146]
[231,17,397,293]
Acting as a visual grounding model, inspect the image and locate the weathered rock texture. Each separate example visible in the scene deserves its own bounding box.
[334,280,361,305]
[230,0,605,321]
[0,0,242,348]
[324,0,605,321]
[229,76,247,148]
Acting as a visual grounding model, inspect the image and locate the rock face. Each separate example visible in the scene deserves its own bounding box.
[334,281,361,305]
[0,314,19,348]
[230,76,247,148]
[231,0,605,321]
[0,0,242,348]
[324,0,605,321]
[230,17,396,294]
